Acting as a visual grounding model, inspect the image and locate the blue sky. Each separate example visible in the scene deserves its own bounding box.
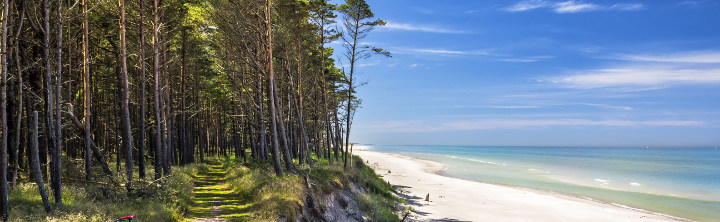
[331,0,720,147]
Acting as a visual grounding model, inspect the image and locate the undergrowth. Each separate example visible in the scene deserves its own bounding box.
[8,157,206,222]
[224,155,400,221]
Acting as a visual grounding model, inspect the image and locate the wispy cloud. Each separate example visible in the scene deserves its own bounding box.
[610,3,644,11]
[442,119,702,130]
[363,119,703,132]
[454,105,541,109]
[503,0,644,13]
[577,103,634,111]
[617,51,720,63]
[499,56,555,63]
[551,66,720,89]
[678,1,700,7]
[550,51,720,89]
[391,47,493,56]
[554,1,600,13]
[382,22,466,34]
[503,0,549,12]
[500,58,543,63]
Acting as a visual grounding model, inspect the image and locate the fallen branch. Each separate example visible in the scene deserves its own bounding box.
[64,108,116,180]
[304,174,325,221]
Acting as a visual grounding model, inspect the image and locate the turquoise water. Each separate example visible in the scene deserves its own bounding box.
[363,145,720,221]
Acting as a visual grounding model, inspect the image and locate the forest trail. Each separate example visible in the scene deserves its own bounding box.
[187,160,250,222]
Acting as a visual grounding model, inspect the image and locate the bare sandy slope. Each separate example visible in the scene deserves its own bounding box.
[355,149,684,222]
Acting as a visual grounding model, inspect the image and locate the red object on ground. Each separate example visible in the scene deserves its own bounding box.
[120,215,136,220]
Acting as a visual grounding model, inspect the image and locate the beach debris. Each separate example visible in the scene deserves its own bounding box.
[388,170,391,174]
[401,210,410,221]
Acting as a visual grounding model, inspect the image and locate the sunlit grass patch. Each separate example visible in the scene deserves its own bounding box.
[8,159,205,222]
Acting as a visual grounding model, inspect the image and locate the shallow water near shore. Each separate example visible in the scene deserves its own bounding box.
[362,145,720,221]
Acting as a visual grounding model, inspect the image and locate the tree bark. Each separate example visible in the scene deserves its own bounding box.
[272,80,293,171]
[180,28,187,165]
[153,0,164,180]
[83,0,93,181]
[12,11,24,187]
[54,0,64,205]
[1,0,10,217]
[43,0,60,203]
[161,35,171,174]
[119,0,134,191]
[265,0,283,176]
[30,112,53,215]
[138,0,147,179]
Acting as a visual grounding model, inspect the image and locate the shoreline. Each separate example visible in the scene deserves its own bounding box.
[355,149,687,222]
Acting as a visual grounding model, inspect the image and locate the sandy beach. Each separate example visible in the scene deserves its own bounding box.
[355,149,685,222]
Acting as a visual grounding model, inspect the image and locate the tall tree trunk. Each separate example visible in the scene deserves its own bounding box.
[54,0,64,205]
[333,105,341,162]
[12,10,24,187]
[180,28,187,165]
[138,0,147,179]
[83,0,93,180]
[264,0,283,176]
[119,0,133,191]
[318,20,334,163]
[272,83,293,171]
[153,0,163,180]
[256,69,266,160]
[162,36,171,174]
[43,0,60,202]
[30,112,53,214]
[344,19,360,170]
[1,0,10,217]
[291,92,313,167]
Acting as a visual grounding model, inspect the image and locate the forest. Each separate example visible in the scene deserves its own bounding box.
[0,0,393,220]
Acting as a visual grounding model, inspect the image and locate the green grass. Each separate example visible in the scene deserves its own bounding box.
[222,155,401,221]
[222,157,305,221]
[9,153,401,221]
[8,156,204,222]
[183,158,253,221]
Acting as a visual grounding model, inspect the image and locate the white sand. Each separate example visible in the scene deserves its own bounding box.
[355,149,684,222]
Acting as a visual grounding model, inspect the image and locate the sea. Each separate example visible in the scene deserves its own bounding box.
[360,145,720,221]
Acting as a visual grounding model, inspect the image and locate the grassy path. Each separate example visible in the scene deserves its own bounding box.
[187,160,250,221]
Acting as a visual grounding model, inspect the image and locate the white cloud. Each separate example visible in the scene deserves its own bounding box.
[391,47,493,56]
[502,0,644,13]
[454,105,541,109]
[503,0,549,12]
[554,1,600,13]
[362,119,702,132]
[500,58,542,62]
[415,49,468,55]
[617,51,720,63]
[550,51,720,89]
[382,22,466,34]
[499,55,554,63]
[442,119,701,130]
[551,66,720,88]
[610,3,644,11]
[577,103,634,111]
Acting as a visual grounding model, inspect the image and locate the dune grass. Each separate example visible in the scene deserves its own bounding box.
[222,155,400,221]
